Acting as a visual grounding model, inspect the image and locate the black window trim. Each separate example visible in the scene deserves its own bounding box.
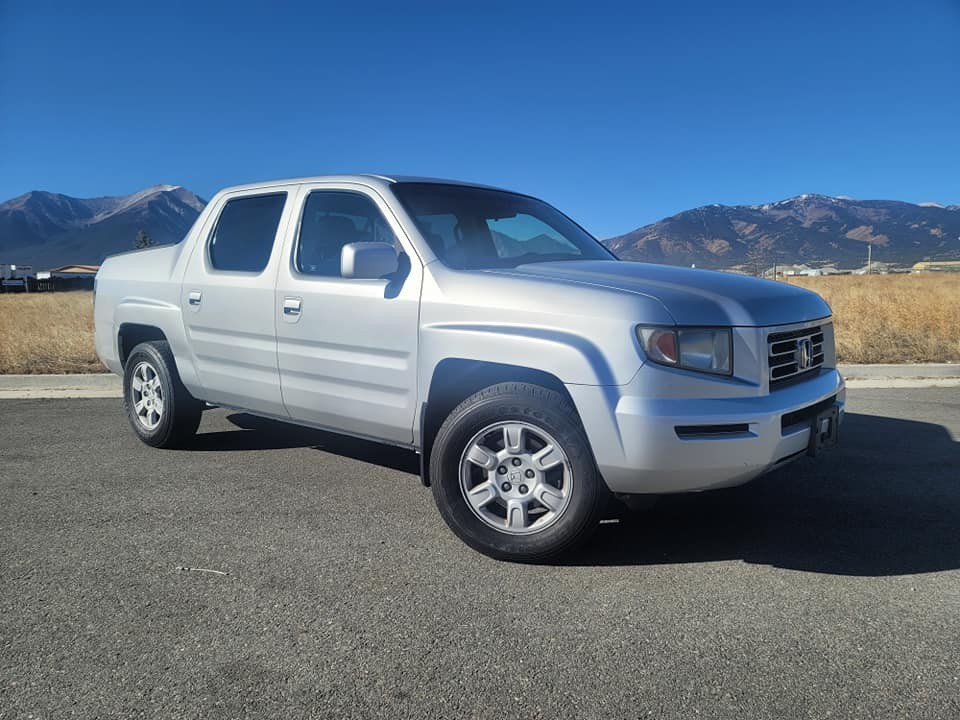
[206,190,289,276]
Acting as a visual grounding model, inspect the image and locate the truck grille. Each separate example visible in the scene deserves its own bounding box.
[768,325,825,389]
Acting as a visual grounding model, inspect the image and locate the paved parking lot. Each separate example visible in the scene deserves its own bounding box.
[1,388,958,718]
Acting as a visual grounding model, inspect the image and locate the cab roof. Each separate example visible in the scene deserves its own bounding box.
[216,174,510,195]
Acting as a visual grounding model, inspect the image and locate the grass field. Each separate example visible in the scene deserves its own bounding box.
[0,274,957,373]
[786,273,960,364]
[0,292,101,374]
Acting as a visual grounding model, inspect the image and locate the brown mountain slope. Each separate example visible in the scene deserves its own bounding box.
[604,194,960,268]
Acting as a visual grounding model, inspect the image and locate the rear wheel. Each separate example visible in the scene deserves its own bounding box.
[430,382,606,561]
[123,341,202,448]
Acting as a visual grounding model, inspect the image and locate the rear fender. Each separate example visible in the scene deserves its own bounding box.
[113,298,202,394]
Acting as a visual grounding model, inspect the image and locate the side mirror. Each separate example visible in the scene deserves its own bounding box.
[340,242,399,279]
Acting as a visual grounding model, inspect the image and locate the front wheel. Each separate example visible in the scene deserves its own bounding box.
[430,382,606,561]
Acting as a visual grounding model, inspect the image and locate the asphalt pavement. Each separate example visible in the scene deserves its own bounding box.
[1,389,958,718]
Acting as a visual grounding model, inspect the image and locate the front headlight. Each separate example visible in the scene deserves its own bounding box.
[637,326,732,376]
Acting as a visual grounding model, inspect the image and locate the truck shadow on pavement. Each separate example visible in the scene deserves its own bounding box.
[189,412,421,474]
[563,412,960,576]
[188,410,958,576]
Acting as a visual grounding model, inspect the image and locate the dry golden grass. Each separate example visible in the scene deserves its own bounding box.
[0,275,957,372]
[0,292,102,374]
[787,273,960,364]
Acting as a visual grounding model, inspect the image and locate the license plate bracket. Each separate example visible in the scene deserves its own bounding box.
[807,405,840,456]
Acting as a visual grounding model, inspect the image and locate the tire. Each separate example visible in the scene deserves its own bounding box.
[122,340,202,448]
[430,382,607,561]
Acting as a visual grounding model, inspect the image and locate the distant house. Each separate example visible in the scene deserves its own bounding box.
[763,263,814,278]
[39,265,99,291]
[853,261,897,275]
[47,264,100,276]
[0,264,31,292]
[816,266,846,275]
[912,261,960,273]
[762,263,850,279]
[0,263,32,280]
[0,264,100,292]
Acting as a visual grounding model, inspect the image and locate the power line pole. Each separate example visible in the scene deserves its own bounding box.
[867,243,872,274]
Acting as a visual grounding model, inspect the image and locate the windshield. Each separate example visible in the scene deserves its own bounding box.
[391,182,616,270]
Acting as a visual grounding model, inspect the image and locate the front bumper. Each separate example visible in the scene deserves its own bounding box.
[567,368,845,494]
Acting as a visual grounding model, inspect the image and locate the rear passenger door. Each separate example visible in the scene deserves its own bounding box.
[275,183,422,444]
[181,189,293,416]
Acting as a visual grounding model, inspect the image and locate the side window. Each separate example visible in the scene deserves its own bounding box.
[209,193,287,273]
[296,191,398,277]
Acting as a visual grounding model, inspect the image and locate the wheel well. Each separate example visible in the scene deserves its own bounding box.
[419,359,573,486]
[117,324,168,367]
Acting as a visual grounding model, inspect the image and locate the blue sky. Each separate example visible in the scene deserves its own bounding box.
[1,0,958,237]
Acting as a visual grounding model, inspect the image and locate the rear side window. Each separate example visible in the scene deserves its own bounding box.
[209,193,286,273]
[296,191,398,277]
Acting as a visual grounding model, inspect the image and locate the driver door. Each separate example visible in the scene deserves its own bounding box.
[274,183,422,444]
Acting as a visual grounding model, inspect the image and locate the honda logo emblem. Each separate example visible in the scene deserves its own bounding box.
[796,338,813,370]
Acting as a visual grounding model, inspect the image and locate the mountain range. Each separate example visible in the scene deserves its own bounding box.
[1,186,958,270]
[0,185,206,268]
[606,194,960,269]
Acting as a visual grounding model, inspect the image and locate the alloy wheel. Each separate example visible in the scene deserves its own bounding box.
[459,421,574,535]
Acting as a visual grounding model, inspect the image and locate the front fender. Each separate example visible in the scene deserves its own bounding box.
[419,321,628,389]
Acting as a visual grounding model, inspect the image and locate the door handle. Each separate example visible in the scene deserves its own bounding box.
[188,290,202,306]
[283,297,302,316]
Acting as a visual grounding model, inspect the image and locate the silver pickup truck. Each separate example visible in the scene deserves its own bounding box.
[95,175,844,560]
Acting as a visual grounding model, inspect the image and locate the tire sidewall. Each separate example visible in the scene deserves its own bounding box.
[431,387,601,560]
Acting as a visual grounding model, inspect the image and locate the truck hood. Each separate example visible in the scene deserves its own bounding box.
[486,260,831,327]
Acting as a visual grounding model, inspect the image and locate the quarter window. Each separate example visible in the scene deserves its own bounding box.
[297,191,398,277]
[209,193,287,273]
